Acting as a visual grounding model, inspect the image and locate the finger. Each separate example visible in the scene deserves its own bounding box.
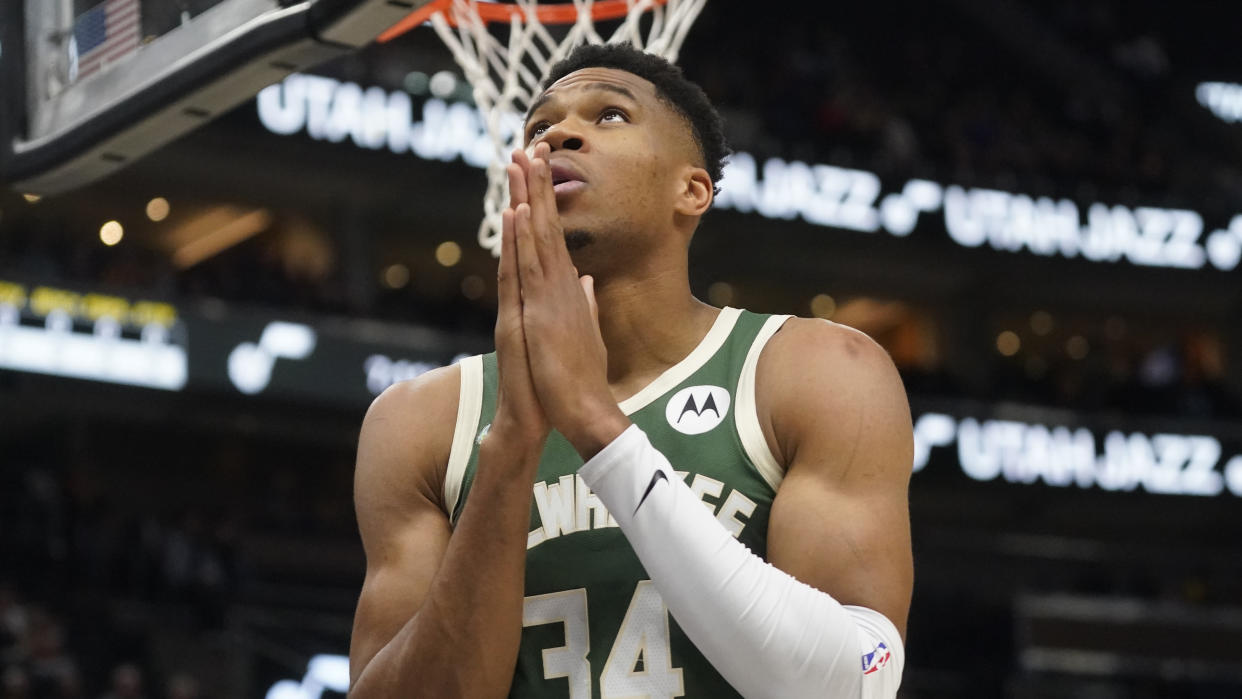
[507,162,528,209]
[510,149,531,200]
[533,146,571,262]
[580,275,599,324]
[532,142,557,216]
[514,202,542,286]
[525,151,550,242]
[512,146,532,175]
[580,275,606,361]
[526,141,552,223]
[529,157,572,270]
[498,208,519,316]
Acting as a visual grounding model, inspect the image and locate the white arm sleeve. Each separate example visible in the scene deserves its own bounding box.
[579,424,904,699]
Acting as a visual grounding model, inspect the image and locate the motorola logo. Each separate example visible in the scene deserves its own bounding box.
[665,385,731,435]
[228,321,317,395]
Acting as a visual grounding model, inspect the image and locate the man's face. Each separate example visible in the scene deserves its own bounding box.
[523,67,698,254]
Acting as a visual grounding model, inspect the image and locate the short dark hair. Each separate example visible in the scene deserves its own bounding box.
[540,43,730,195]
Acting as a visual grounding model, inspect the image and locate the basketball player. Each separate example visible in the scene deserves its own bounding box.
[349,44,912,698]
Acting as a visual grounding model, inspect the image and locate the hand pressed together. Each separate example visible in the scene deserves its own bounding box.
[492,187,549,451]
[497,143,631,459]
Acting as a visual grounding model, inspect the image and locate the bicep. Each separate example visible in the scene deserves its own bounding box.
[348,368,460,684]
[350,501,452,685]
[767,462,912,639]
[762,320,914,639]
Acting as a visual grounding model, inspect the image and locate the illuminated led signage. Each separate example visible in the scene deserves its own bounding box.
[913,412,1242,498]
[258,74,1242,272]
[0,280,187,390]
[227,321,317,395]
[363,353,440,396]
[256,73,512,167]
[1197,81,1242,124]
[362,352,472,396]
[266,654,349,699]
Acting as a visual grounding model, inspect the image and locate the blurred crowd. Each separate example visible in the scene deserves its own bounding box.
[988,325,1238,419]
[0,426,358,699]
[1,471,219,698]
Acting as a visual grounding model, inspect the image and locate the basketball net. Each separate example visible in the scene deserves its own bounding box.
[385,0,707,255]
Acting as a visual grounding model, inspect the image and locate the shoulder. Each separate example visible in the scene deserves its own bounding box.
[755,317,911,475]
[363,361,463,430]
[355,362,464,515]
[759,316,897,381]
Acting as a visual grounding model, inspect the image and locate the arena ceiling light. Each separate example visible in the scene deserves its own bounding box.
[166,206,273,269]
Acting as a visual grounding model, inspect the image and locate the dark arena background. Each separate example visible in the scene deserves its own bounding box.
[3,1,1242,697]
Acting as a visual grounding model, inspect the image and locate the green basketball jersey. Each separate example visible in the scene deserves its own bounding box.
[442,307,791,698]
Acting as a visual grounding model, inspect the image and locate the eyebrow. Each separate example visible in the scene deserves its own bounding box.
[525,82,640,125]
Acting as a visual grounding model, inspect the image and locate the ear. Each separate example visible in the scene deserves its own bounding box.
[673,165,714,218]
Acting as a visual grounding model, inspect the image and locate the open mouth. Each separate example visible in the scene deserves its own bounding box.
[550,163,586,195]
[553,180,586,195]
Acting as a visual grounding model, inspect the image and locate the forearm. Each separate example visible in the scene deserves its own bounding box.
[352,431,541,698]
[579,425,905,699]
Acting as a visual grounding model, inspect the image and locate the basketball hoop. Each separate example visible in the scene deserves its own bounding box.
[380,0,707,255]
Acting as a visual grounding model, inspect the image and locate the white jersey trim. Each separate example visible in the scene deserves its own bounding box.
[617,307,741,416]
[735,314,792,492]
[444,354,483,522]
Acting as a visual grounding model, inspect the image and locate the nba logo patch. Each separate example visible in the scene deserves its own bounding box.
[665,385,730,435]
[861,642,891,675]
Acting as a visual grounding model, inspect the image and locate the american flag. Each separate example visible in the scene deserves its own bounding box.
[71,0,142,81]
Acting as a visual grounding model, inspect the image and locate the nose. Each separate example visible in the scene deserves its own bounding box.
[552,135,584,151]
[542,122,584,152]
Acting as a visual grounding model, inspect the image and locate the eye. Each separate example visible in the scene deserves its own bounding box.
[526,121,550,143]
[598,107,628,124]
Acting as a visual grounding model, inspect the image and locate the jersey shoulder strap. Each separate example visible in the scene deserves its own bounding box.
[733,311,792,491]
[443,354,486,519]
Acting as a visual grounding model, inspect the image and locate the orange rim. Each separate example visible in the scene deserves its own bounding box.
[378,0,670,43]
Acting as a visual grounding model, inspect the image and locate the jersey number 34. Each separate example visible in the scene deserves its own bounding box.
[523,581,685,699]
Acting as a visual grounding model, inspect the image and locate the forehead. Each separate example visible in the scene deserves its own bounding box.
[535,67,660,110]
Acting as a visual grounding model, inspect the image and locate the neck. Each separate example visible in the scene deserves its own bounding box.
[590,257,720,402]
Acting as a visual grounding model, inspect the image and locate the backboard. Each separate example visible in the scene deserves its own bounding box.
[0,0,431,195]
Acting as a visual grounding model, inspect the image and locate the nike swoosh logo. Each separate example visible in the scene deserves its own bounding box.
[633,470,668,515]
